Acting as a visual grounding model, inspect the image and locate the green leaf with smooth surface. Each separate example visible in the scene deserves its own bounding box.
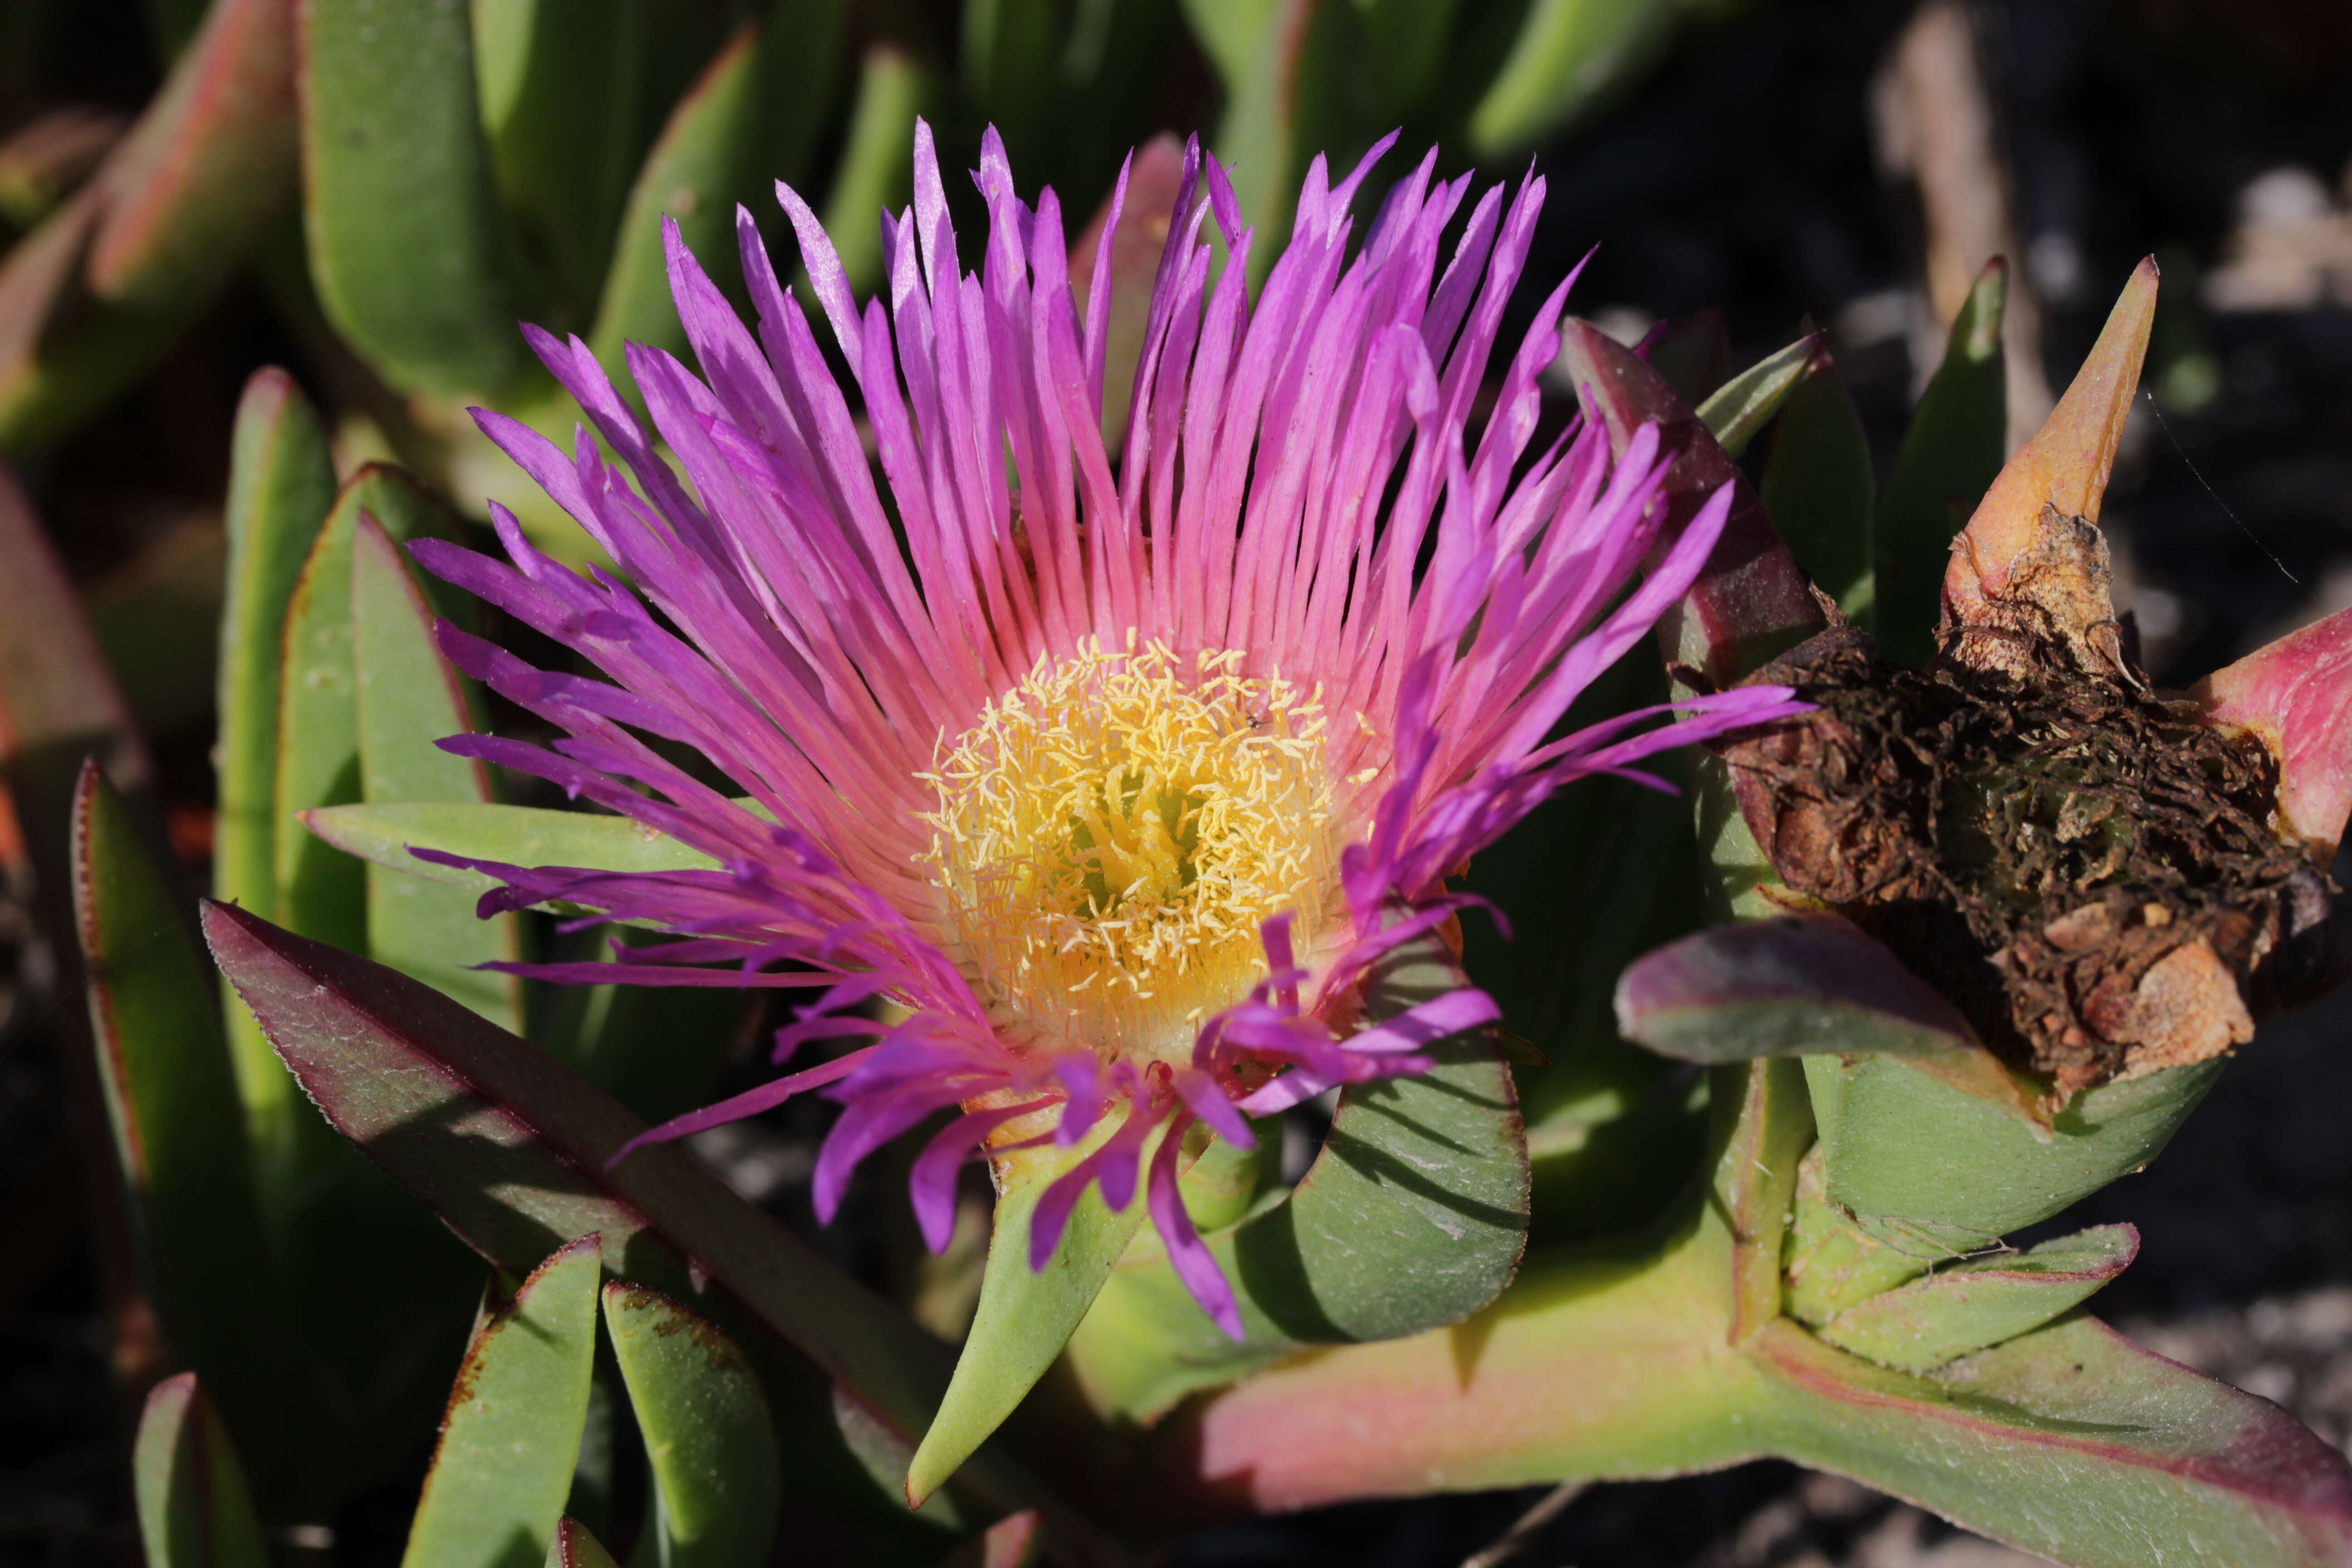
[198,900,1084,1536]
[299,0,536,394]
[1762,353,1876,624]
[1756,1313,2352,1568]
[1066,933,1529,1423]
[1465,0,1681,156]
[1616,914,2044,1129]
[301,801,726,892]
[350,511,521,1028]
[1817,1223,2137,1373]
[402,1236,602,1568]
[589,5,844,387]
[215,368,336,1138]
[1877,258,2008,666]
[0,0,299,455]
[545,1519,621,1568]
[1811,1050,2224,1239]
[606,1281,781,1568]
[133,1374,268,1568]
[1694,332,1817,460]
[907,1123,1158,1506]
[74,763,315,1504]
[820,47,928,295]
[274,465,461,957]
[473,0,641,324]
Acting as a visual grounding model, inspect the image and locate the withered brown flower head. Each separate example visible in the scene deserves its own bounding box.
[1718,260,2350,1099]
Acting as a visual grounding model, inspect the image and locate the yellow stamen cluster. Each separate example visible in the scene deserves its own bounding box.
[919,637,1335,1061]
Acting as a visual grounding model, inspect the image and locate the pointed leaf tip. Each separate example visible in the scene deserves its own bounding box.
[2196,601,2352,862]
[1943,257,2157,618]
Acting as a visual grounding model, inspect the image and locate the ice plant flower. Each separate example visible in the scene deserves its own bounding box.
[406,125,1805,1335]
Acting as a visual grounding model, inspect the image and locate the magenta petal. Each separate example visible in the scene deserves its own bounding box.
[1147,1117,1242,1340]
[605,1044,877,1167]
[909,1100,1044,1254]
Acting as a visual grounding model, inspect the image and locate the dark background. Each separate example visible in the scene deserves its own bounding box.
[8,0,2352,1563]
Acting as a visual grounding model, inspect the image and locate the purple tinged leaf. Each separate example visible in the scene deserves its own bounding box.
[1555,320,1826,686]
[1618,914,2046,1129]
[2194,600,2352,865]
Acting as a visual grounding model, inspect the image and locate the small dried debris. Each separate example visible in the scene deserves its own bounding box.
[1719,516,2332,1097]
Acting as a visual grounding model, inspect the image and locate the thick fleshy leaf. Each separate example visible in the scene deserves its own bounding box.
[1465,0,1681,155]
[588,6,844,387]
[214,368,337,1134]
[1781,1147,1950,1325]
[1876,258,2006,666]
[1694,332,1818,461]
[73,762,317,1505]
[402,1236,601,1568]
[1617,914,2043,1129]
[303,801,725,892]
[350,512,521,1027]
[1815,1223,2137,1373]
[0,0,298,454]
[605,1281,781,1568]
[472,0,639,323]
[544,1519,620,1568]
[133,1374,268,1568]
[299,0,536,394]
[1066,934,1529,1423]
[818,46,930,294]
[1160,1064,2352,1568]
[2194,601,2352,864]
[1760,353,1875,624]
[1940,259,2156,632]
[906,1121,1160,1507]
[1807,1049,2224,1239]
[1757,1313,2352,1568]
[1557,320,1826,686]
[198,901,1077,1529]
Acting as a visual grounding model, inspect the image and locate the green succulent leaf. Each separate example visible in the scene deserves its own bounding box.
[133,1375,268,1568]
[1066,931,1529,1424]
[1693,332,1817,460]
[473,0,642,325]
[544,1519,622,1568]
[301,800,726,893]
[1616,914,2044,1130]
[198,900,1083,1534]
[402,1236,603,1568]
[215,368,337,1137]
[906,1121,1162,1507]
[1807,1050,2224,1240]
[299,0,538,394]
[1815,1223,2138,1373]
[1466,0,1683,156]
[1876,258,2008,666]
[73,762,317,1507]
[0,0,300,456]
[349,512,522,1029]
[820,46,930,295]
[605,1281,782,1568]
[1760,354,1876,623]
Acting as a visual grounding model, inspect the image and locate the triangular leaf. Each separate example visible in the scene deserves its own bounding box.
[605,1281,782,1568]
[1816,1223,2137,1373]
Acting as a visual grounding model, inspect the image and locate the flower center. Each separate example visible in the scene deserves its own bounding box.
[919,639,1335,1060]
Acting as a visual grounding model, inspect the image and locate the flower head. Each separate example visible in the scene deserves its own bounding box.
[410,125,1803,1335]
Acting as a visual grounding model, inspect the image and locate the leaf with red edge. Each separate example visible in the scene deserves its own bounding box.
[1814,1222,2137,1373]
[0,0,298,453]
[1615,913,2043,1130]
[2195,600,2352,864]
[1554,318,1826,686]
[196,900,1092,1540]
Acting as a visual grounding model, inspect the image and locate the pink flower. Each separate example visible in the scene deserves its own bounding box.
[409,125,1805,1337]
